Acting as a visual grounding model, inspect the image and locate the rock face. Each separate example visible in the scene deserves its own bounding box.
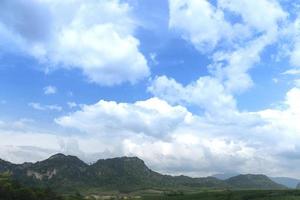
[0,154,286,192]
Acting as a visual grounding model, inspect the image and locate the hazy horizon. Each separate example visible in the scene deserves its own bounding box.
[1,0,300,179]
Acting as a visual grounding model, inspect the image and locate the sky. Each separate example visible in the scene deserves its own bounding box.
[0,0,300,178]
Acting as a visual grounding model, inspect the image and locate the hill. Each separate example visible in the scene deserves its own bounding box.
[212,173,300,189]
[225,174,286,190]
[270,177,300,188]
[0,154,286,193]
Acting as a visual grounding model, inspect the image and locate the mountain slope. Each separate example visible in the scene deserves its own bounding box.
[0,154,287,192]
[21,154,90,190]
[212,173,238,180]
[271,177,300,188]
[0,159,14,172]
[225,174,286,190]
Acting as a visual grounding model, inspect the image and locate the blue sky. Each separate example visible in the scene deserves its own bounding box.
[1,0,300,178]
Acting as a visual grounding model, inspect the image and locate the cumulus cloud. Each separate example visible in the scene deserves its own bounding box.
[56,98,193,138]
[147,0,291,120]
[0,0,150,86]
[55,98,264,175]
[167,0,287,94]
[148,76,237,117]
[259,87,300,134]
[1,87,300,177]
[43,85,57,95]
[169,0,232,52]
[218,0,286,33]
[51,91,300,177]
[2,0,300,178]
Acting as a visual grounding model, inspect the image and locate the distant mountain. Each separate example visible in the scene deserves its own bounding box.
[270,177,300,189]
[0,154,286,192]
[212,173,238,180]
[212,173,300,189]
[225,174,286,190]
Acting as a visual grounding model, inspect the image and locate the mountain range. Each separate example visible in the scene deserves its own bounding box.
[0,154,288,193]
[213,173,300,189]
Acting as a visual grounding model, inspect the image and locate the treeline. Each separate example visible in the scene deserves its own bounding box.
[0,173,84,200]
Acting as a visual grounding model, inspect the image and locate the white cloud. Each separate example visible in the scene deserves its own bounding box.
[212,33,277,93]
[282,69,300,75]
[43,85,57,95]
[295,79,300,87]
[288,17,300,67]
[67,102,77,109]
[257,88,300,153]
[55,98,264,175]
[0,87,300,177]
[169,0,232,52]
[56,98,193,138]
[219,0,287,34]
[168,0,287,94]
[52,92,300,177]
[29,102,62,112]
[148,76,237,117]
[0,0,150,86]
[2,0,300,178]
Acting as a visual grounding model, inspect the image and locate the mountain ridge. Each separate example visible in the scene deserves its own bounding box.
[0,154,287,192]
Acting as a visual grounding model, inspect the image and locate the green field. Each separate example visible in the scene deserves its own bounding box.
[81,190,300,200]
[140,190,300,200]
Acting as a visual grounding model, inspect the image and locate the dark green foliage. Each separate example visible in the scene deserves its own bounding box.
[0,173,63,200]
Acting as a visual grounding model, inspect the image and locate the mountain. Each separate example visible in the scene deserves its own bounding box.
[22,153,90,190]
[0,154,286,192]
[270,177,300,189]
[212,173,238,180]
[225,174,286,190]
[212,173,300,189]
[0,159,14,172]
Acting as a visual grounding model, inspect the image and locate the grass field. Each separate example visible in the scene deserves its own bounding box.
[85,190,300,200]
[138,190,300,200]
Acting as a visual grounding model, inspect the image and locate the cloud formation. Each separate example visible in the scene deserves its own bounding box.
[29,102,62,112]
[43,85,57,95]
[56,98,193,138]
[1,84,300,177]
[52,86,299,177]
[1,0,300,179]
[0,0,150,86]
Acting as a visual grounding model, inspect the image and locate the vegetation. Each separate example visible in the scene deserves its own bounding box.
[142,190,300,200]
[2,172,300,200]
[0,154,287,193]
[0,173,63,200]
[0,173,90,200]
